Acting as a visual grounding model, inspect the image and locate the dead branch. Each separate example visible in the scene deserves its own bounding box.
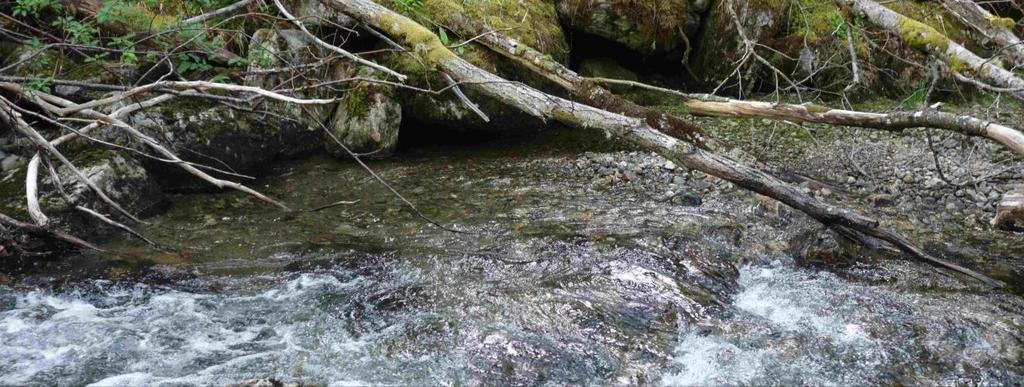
[588,77,1024,155]
[272,0,406,81]
[0,83,292,211]
[0,97,143,223]
[0,211,104,252]
[180,0,256,26]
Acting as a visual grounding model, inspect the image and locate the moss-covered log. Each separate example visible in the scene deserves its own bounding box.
[837,0,1024,100]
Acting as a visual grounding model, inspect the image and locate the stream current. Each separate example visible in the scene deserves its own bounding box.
[2,133,1022,385]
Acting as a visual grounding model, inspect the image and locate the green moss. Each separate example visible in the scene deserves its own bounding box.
[383,0,568,63]
[345,86,370,120]
[561,0,697,54]
[988,16,1016,30]
[377,11,454,66]
[948,55,970,75]
[786,0,843,44]
[897,15,950,52]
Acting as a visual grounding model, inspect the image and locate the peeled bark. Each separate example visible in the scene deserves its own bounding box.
[837,0,1024,100]
[326,0,1003,287]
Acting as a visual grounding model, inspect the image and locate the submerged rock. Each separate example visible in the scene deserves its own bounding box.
[787,229,871,269]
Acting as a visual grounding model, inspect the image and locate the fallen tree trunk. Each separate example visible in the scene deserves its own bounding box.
[940,0,1024,69]
[326,0,1003,287]
[435,14,1024,156]
[837,0,1024,100]
[679,97,1024,155]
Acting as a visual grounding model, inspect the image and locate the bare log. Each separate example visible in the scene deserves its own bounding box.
[327,0,1004,287]
[836,0,1024,100]
[589,77,1024,155]
[683,98,1024,155]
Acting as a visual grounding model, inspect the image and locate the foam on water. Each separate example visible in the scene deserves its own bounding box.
[661,260,1022,386]
[0,272,386,386]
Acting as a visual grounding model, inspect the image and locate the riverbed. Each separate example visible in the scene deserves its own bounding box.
[2,129,1023,385]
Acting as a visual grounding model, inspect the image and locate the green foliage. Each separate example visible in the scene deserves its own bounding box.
[394,0,424,14]
[176,52,212,74]
[110,35,138,65]
[902,87,928,109]
[26,77,52,93]
[12,0,59,18]
[51,17,99,45]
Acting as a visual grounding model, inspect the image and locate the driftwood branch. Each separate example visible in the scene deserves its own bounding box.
[590,77,1024,155]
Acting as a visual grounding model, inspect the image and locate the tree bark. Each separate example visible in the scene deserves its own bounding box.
[325,0,1003,287]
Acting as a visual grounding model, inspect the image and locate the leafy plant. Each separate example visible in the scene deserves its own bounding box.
[52,16,99,45]
[12,0,59,18]
[176,52,212,74]
[110,35,138,65]
[394,0,424,14]
[26,77,52,93]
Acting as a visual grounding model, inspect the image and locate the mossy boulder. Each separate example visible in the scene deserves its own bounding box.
[124,99,320,190]
[0,149,162,240]
[245,28,335,124]
[44,149,163,218]
[690,0,790,89]
[555,0,710,55]
[326,68,402,159]
[393,0,570,64]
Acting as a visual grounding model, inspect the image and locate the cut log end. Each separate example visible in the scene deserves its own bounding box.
[992,186,1024,231]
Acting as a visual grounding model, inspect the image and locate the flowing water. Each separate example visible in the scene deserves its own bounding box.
[2,132,1023,385]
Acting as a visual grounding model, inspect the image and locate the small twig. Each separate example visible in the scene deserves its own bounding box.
[444,73,489,122]
[272,0,406,81]
[308,199,360,212]
[180,0,255,25]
